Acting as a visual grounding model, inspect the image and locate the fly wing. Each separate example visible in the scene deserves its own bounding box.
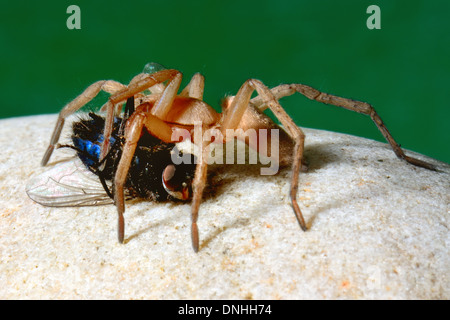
[26,158,114,207]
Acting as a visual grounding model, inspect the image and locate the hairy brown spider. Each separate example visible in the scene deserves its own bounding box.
[41,63,435,252]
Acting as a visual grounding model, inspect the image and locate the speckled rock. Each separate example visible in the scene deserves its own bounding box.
[0,114,448,299]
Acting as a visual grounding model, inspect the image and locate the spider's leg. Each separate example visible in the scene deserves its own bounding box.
[221,79,308,232]
[251,84,436,171]
[128,72,166,95]
[150,72,183,119]
[113,110,174,243]
[99,69,182,161]
[41,80,126,166]
[180,73,205,100]
[190,139,209,252]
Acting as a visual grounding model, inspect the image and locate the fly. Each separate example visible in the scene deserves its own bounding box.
[26,96,197,208]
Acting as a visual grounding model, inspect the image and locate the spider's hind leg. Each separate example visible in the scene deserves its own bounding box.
[251,83,437,171]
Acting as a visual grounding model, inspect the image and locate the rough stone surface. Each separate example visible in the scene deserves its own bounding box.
[0,114,448,299]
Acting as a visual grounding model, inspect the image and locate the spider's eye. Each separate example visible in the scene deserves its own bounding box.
[162,164,191,200]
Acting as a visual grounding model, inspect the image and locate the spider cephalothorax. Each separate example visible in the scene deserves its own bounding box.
[39,62,436,252]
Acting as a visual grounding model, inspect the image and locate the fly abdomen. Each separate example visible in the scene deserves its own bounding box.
[72,137,101,166]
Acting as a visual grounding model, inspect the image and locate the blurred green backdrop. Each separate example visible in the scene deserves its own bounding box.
[0,0,448,163]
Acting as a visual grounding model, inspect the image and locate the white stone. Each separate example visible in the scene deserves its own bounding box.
[0,114,448,299]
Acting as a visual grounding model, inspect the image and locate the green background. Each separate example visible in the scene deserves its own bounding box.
[0,0,448,163]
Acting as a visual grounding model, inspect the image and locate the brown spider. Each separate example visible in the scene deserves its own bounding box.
[41,64,435,252]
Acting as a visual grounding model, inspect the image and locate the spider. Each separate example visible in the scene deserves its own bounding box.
[41,63,435,252]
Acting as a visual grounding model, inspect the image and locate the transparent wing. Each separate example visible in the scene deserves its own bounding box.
[26,158,114,207]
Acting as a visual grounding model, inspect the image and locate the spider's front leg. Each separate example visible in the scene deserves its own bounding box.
[99,69,183,161]
[112,70,210,249]
[114,110,174,243]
